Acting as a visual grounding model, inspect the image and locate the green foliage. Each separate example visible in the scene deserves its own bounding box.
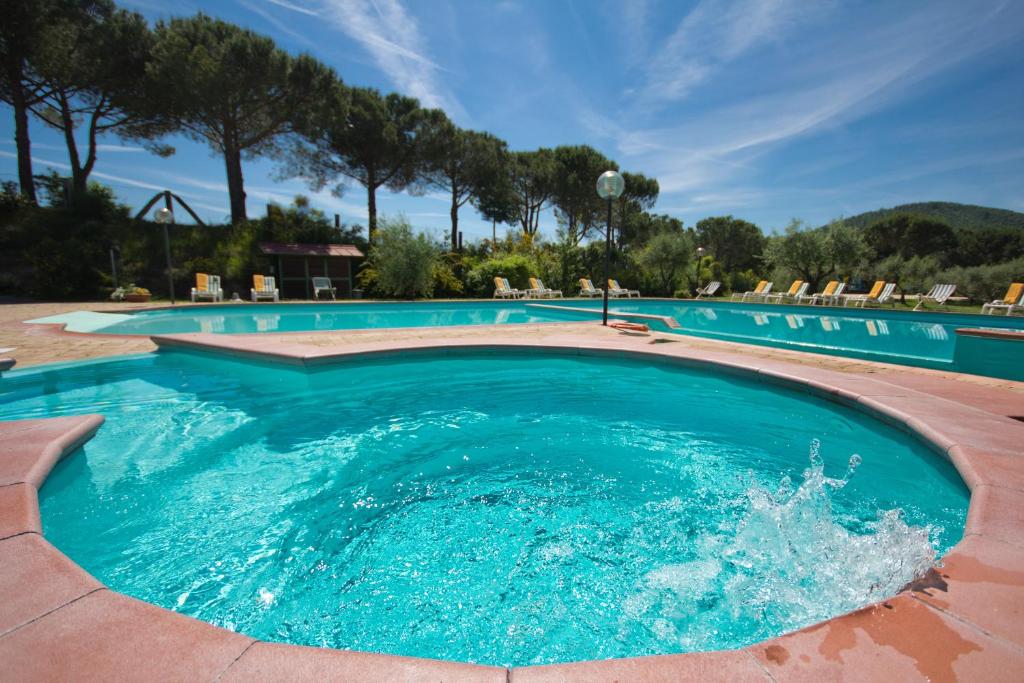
[419,111,509,246]
[149,13,337,222]
[841,202,1024,233]
[872,254,942,300]
[633,228,693,296]
[295,86,424,237]
[465,254,535,295]
[937,258,1024,303]
[695,216,765,273]
[364,216,438,298]
[863,213,956,262]
[762,219,870,291]
[550,145,616,246]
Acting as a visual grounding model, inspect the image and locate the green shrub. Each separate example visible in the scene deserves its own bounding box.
[465,254,535,296]
[938,258,1024,302]
[365,216,438,298]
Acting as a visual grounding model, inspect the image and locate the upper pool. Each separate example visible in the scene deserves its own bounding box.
[36,299,1024,374]
[1,348,968,666]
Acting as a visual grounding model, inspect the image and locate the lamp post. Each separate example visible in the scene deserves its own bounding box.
[155,203,175,305]
[596,170,625,325]
[695,246,705,295]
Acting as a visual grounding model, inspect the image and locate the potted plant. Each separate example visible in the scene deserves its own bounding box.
[111,284,152,303]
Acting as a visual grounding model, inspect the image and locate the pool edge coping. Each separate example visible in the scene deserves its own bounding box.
[2,336,1024,680]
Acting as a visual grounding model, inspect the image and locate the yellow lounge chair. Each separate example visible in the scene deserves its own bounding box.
[493,276,523,299]
[843,281,895,307]
[250,274,279,302]
[766,280,808,304]
[579,278,603,297]
[732,280,773,302]
[528,277,563,298]
[607,279,640,298]
[190,273,223,302]
[802,280,841,306]
[982,283,1024,315]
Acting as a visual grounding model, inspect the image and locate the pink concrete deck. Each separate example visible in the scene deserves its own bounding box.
[2,330,1023,681]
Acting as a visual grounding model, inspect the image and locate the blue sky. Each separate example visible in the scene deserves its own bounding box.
[2,0,1023,242]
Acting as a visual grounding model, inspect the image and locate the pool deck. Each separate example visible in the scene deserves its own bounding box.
[1,301,1024,680]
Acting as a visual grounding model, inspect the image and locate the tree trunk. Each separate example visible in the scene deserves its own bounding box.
[450,184,459,249]
[224,143,247,223]
[367,182,377,244]
[58,92,86,194]
[9,68,37,204]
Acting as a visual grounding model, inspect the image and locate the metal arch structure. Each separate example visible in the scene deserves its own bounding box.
[134,191,207,305]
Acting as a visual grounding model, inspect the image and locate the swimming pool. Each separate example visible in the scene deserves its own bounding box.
[1,348,968,666]
[33,299,1024,375]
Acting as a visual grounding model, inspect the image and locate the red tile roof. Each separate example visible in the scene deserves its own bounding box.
[258,242,364,258]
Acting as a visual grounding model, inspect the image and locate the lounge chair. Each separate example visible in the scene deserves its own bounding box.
[913,284,956,311]
[842,280,882,307]
[190,273,222,302]
[250,275,279,302]
[695,281,721,299]
[528,277,563,298]
[981,283,1024,315]
[312,276,336,300]
[799,280,838,306]
[579,278,603,297]
[732,280,773,302]
[607,279,640,298]
[494,276,524,299]
[846,281,896,308]
[766,280,808,304]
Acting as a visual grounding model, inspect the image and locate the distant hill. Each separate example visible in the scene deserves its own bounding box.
[839,202,1024,232]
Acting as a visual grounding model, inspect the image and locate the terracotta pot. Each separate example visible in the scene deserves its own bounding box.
[124,294,151,303]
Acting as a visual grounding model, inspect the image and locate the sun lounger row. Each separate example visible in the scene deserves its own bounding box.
[731,279,894,307]
[493,277,642,299]
[190,273,335,301]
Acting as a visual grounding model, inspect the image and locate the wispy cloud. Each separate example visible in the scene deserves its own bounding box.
[96,144,147,153]
[237,0,318,48]
[608,0,1024,204]
[638,0,833,104]
[265,0,318,16]
[319,0,465,119]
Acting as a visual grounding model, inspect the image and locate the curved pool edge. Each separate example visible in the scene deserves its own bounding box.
[2,339,1023,680]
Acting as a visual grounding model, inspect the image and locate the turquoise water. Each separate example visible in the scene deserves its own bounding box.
[78,300,1024,372]
[2,350,968,666]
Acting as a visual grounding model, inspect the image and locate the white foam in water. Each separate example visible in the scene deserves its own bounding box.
[625,440,939,650]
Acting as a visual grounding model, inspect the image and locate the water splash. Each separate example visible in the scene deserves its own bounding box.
[625,440,938,651]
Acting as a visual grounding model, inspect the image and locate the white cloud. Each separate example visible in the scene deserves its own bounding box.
[265,0,318,16]
[319,0,465,119]
[638,0,832,103]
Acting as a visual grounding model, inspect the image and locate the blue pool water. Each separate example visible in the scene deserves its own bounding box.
[57,300,1024,373]
[1,349,968,665]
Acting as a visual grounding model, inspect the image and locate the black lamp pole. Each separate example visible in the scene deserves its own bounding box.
[602,197,612,325]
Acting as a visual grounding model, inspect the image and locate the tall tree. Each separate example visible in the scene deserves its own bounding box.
[550,145,617,246]
[507,149,557,237]
[634,225,693,295]
[864,212,957,261]
[0,0,77,203]
[29,4,171,194]
[614,171,660,248]
[148,13,335,223]
[694,215,765,272]
[295,86,424,240]
[419,111,508,248]
[762,219,870,291]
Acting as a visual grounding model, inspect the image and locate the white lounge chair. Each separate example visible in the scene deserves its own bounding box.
[981,283,1023,315]
[766,280,808,304]
[607,279,640,298]
[494,276,524,299]
[579,278,603,297]
[695,281,720,299]
[528,277,562,298]
[250,275,279,302]
[732,280,772,302]
[913,284,956,311]
[190,273,223,302]
[312,276,336,300]
[846,282,896,308]
[805,281,846,306]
